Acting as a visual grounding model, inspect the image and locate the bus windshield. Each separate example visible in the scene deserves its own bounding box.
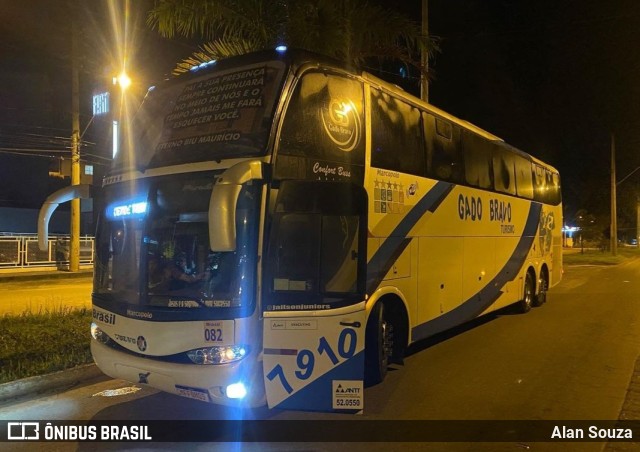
[94,172,260,314]
[116,59,287,171]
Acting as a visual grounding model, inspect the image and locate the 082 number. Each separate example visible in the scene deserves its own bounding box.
[204,328,223,342]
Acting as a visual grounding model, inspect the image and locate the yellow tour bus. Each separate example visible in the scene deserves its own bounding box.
[39,48,562,412]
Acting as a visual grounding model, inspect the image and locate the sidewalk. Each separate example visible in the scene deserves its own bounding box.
[0,364,107,406]
[0,267,93,282]
[0,267,101,405]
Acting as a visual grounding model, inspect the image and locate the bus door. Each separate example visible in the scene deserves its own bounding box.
[263,181,367,412]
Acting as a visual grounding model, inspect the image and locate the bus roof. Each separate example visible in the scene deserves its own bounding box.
[127,48,556,176]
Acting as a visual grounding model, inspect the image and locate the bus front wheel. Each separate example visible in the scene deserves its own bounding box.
[517,272,535,313]
[365,302,393,386]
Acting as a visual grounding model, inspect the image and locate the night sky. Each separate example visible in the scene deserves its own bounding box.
[425,0,640,232]
[1,0,639,234]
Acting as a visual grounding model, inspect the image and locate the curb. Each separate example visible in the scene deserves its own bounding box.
[0,270,93,283]
[0,364,107,405]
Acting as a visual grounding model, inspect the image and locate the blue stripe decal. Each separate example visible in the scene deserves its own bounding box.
[366,181,454,293]
[411,202,543,341]
[274,350,364,412]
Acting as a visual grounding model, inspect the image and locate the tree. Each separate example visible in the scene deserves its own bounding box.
[147,0,436,77]
[574,209,603,253]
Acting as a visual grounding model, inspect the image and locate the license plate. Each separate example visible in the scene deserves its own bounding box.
[175,385,210,402]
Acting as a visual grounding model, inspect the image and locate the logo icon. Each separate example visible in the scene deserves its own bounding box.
[137,336,147,352]
[538,211,555,254]
[138,372,151,384]
[321,99,361,152]
[8,422,40,440]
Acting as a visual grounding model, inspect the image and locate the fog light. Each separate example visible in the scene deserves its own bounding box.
[226,382,247,399]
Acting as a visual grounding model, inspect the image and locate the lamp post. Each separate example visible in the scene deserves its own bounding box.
[69,9,81,272]
[112,71,131,159]
[615,164,640,252]
[611,134,617,255]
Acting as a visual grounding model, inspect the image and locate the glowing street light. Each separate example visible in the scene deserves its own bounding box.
[113,71,131,90]
[111,71,131,158]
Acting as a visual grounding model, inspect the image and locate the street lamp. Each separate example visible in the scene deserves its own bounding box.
[617,165,640,248]
[112,71,130,158]
[116,72,131,90]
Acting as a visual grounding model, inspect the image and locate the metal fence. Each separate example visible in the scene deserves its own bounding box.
[0,234,94,269]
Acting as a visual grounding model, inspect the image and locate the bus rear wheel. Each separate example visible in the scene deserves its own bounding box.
[533,271,548,307]
[365,302,393,385]
[516,272,535,313]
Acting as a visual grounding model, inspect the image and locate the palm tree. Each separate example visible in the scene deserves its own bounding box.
[147,0,436,77]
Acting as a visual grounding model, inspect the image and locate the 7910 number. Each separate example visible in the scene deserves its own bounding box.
[266,328,357,394]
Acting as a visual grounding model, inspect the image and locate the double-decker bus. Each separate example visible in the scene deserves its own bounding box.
[39,48,561,412]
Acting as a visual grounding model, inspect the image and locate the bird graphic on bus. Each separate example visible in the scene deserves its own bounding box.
[539,211,555,254]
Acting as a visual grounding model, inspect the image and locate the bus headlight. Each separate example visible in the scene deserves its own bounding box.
[187,345,249,364]
[91,322,112,346]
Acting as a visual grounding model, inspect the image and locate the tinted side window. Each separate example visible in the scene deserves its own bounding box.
[492,148,516,195]
[514,155,534,199]
[272,214,320,292]
[279,72,365,165]
[533,165,561,205]
[463,131,493,189]
[423,113,463,182]
[371,89,425,176]
[533,164,545,202]
[547,170,561,205]
[554,173,562,204]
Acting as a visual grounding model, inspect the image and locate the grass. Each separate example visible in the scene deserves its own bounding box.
[563,247,639,266]
[0,307,93,385]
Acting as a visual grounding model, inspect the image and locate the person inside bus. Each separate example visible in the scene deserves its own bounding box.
[167,252,208,291]
[148,252,207,292]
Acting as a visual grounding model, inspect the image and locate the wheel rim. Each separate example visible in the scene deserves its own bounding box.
[540,276,547,295]
[524,276,533,308]
[537,274,548,304]
[381,318,393,367]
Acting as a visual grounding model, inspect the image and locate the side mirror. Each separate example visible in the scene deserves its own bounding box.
[38,184,92,251]
[208,160,265,252]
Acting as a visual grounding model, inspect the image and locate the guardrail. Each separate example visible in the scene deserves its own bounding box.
[0,234,94,269]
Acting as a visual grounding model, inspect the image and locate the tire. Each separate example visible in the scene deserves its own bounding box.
[365,302,393,385]
[533,271,548,307]
[516,272,535,313]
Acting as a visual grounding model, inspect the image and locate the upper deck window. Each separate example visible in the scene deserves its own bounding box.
[276,71,365,180]
[370,89,425,177]
[463,131,493,190]
[424,114,463,183]
[119,60,287,170]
